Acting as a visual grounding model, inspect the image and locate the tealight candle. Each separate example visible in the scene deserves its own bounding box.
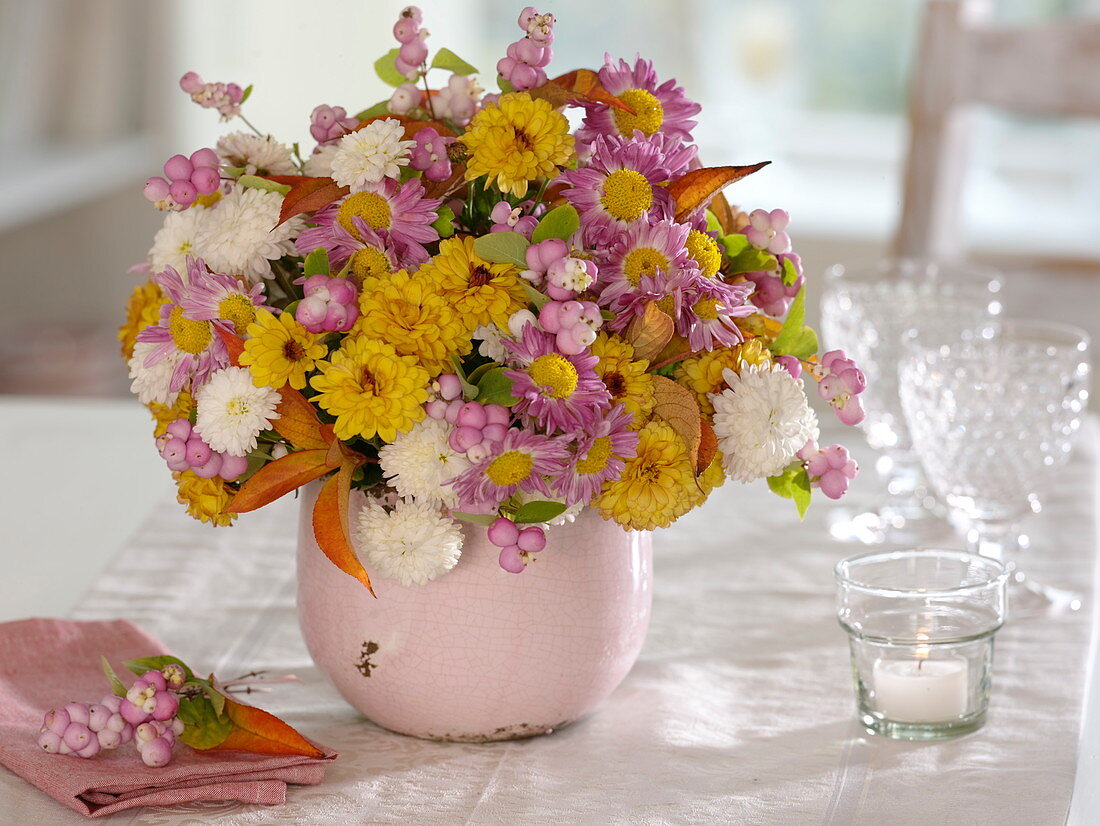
[836,549,1007,740]
[871,656,968,722]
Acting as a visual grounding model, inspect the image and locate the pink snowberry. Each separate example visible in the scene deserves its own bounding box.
[802,441,859,499]
[409,127,453,182]
[295,275,359,334]
[744,208,792,255]
[498,7,555,90]
[745,253,804,317]
[817,350,867,426]
[389,83,421,116]
[436,373,463,401]
[490,201,538,237]
[309,104,358,145]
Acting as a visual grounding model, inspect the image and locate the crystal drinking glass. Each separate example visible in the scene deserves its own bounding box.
[821,259,1003,544]
[898,320,1090,613]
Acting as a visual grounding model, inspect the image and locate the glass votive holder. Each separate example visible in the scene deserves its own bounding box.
[835,549,1007,740]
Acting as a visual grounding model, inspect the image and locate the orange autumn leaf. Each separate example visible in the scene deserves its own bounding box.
[696,418,718,477]
[709,191,739,236]
[625,302,675,363]
[228,449,332,513]
[650,375,703,468]
[215,327,245,367]
[277,177,349,227]
[210,695,325,758]
[544,69,634,113]
[273,386,333,451]
[313,460,375,595]
[670,162,771,222]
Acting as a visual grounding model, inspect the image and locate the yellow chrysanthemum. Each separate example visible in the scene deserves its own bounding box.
[460,92,574,197]
[418,236,528,330]
[239,309,326,390]
[595,420,699,531]
[356,269,472,377]
[118,280,168,360]
[590,333,656,428]
[685,229,722,278]
[174,469,237,527]
[147,391,194,438]
[310,337,429,442]
[675,339,771,415]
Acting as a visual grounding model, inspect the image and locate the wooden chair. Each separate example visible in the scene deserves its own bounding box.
[894,0,1100,260]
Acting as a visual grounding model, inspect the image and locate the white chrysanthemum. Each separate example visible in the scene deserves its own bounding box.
[194,366,280,457]
[192,186,304,282]
[710,363,819,483]
[356,498,464,587]
[474,324,509,362]
[378,418,471,508]
[302,144,339,177]
[329,119,414,191]
[149,207,207,276]
[216,131,297,176]
[128,341,181,406]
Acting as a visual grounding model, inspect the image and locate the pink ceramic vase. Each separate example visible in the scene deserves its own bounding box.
[296,482,653,742]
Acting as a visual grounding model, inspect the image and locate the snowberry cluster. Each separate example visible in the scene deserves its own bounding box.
[392,6,429,80]
[143,149,220,211]
[37,667,185,767]
[539,299,603,355]
[816,349,867,426]
[427,383,512,463]
[497,7,556,91]
[158,418,248,480]
[409,127,453,182]
[179,72,245,120]
[490,200,539,237]
[487,516,547,573]
[295,275,359,334]
[745,252,804,317]
[744,208,792,255]
[522,239,600,299]
[798,439,859,499]
[309,104,358,146]
[432,75,482,125]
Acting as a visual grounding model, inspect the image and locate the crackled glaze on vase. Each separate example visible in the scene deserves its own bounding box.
[296,482,653,742]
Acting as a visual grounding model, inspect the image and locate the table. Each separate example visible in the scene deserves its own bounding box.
[1,397,1098,824]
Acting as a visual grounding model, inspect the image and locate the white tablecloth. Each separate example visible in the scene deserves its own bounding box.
[0,416,1096,824]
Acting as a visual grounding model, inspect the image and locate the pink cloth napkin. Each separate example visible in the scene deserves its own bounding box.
[0,618,337,818]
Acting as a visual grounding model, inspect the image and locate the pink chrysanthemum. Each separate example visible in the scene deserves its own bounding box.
[136,265,229,394]
[575,54,701,153]
[596,219,697,316]
[295,177,439,270]
[605,265,698,333]
[678,276,756,351]
[504,325,611,434]
[558,133,678,246]
[555,404,639,505]
[175,256,271,338]
[448,428,570,510]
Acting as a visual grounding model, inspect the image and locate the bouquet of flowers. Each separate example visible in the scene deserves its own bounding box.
[120,5,865,594]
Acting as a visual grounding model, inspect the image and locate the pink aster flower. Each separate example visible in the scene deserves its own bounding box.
[558,133,678,246]
[677,276,755,351]
[503,325,611,434]
[175,256,271,337]
[448,429,570,510]
[295,177,439,269]
[575,54,701,154]
[555,404,639,505]
[596,218,696,316]
[136,265,230,394]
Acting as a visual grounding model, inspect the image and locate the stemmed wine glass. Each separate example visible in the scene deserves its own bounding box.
[821,259,1003,544]
[898,319,1090,614]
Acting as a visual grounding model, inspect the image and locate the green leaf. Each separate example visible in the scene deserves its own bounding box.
[221,165,246,180]
[176,695,234,750]
[432,205,456,239]
[705,210,723,234]
[498,75,516,94]
[430,47,478,76]
[770,287,819,360]
[767,463,813,520]
[475,366,519,406]
[781,256,800,287]
[452,511,497,526]
[123,655,192,679]
[239,84,253,105]
[725,244,775,275]
[238,175,291,195]
[375,48,410,87]
[201,683,227,717]
[719,233,750,257]
[473,231,529,269]
[100,657,127,698]
[521,282,551,310]
[513,500,567,524]
[303,248,330,278]
[530,204,580,243]
[354,100,392,120]
[448,354,479,400]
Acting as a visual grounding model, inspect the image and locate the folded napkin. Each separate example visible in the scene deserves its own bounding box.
[0,618,337,818]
